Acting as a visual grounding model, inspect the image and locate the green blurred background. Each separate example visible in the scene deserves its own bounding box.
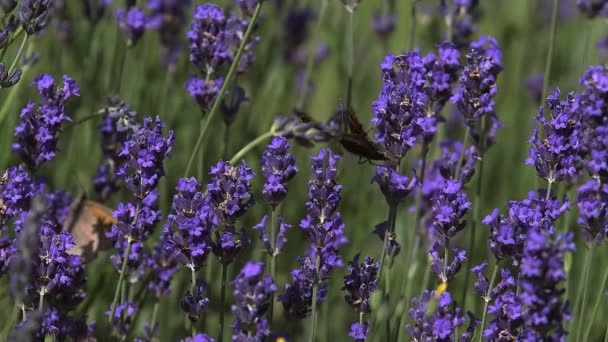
[1,0,607,340]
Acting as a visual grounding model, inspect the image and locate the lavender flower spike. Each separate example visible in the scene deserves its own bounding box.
[261,136,298,207]
[230,261,277,340]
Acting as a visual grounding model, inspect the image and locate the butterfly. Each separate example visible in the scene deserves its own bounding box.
[63,195,115,262]
[293,108,397,163]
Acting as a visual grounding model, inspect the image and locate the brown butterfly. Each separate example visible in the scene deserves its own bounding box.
[63,196,115,262]
[337,109,397,163]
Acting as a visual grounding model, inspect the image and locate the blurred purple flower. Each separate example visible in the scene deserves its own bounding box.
[261,136,298,207]
[18,0,51,35]
[180,278,209,322]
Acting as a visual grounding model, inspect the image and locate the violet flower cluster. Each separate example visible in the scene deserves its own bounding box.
[116,6,150,46]
[576,179,608,244]
[261,136,298,207]
[342,254,379,341]
[439,0,481,49]
[185,2,260,113]
[93,97,139,201]
[146,0,192,69]
[526,89,584,184]
[280,149,347,319]
[206,160,255,265]
[230,261,276,340]
[18,0,51,35]
[518,230,574,340]
[406,290,479,341]
[13,74,79,171]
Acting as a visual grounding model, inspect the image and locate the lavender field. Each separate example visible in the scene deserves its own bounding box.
[1,0,608,341]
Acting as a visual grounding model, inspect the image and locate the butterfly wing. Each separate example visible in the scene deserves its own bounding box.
[66,200,115,262]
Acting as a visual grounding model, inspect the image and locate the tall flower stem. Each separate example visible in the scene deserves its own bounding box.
[541,0,559,104]
[5,33,28,86]
[268,208,278,328]
[229,129,275,165]
[575,246,594,341]
[478,262,499,342]
[583,265,608,340]
[109,239,134,324]
[377,203,398,289]
[407,0,418,50]
[218,263,228,342]
[297,0,327,110]
[308,253,321,342]
[345,9,354,111]
[184,0,265,178]
[150,302,160,332]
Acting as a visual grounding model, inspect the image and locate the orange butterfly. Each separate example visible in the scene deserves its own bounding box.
[63,197,115,262]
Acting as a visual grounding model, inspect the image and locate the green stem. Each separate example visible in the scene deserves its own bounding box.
[228,129,275,165]
[297,0,327,110]
[184,0,265,178]
[377,203,398,290]
[109,239,134,324]
[478,263,499,342]
[541,0,559,104]
[218,263,228,342]
[576,246,594,341]
[345,10,354,111]
[461,146,485,309]
[454,126,470,180]
[150,302,159,331]
[583,265,608,340]
[407,0,417,50]
[64,109,108,130]
[308,253,321,342]
[269,208,278,328]
[38,288,45,313]
[197,119,205,181]
[5,33,28,84]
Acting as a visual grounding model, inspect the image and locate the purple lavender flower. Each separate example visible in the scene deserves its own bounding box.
[182,333,216,342]
[185,76,224,114]
[372,221,400,256]
[577,0,608,18]
[0,165,36,225]
[94,97,139,200]
[432,179,471,239]
[234,0,257,17]
[261,136,298,207]
[206,160,255,225]
[426,42,462,114]
[0,62,22,87]
[435,140,479,184]
[146,0,192,69]
[230,261,277,340]
[372,52,429,159]
[224,13,260,74]
[450,41,503,124]
[13,74,80,170]
[371,11,396,39]
[342,254,379,314]
[186,3,229,74]
[18,0,51,34]
[526,89,584,183]
[526,73,544,103]
[117,116,174,199]
[145,230,179,299]
[578,65,608,180]
[164,177,215,270]
[253,215,292,257]
[180,278,210,322]
[430,241,467,282]
[406,290,479,341]
[483,269,523,341]
[348,321,369,341]
[116,7,149,46]
[106,301,138,338]
[280,149,347,318]
[518,230,574,340]
[576,179,608,244]
[439,0,481,49]
[371,165,416,206]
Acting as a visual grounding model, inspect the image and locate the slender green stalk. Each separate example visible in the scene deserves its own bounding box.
[576,246,594,341]
[5,33,28,84]
[218,263,228,342]
[64,109,109,130]
[605,321,608,342]
[454,126,470,179]
[38,288,45,313]
[184,0,265,178]
[407,0,418,50]
[377,203,398,289]
[308,254,321,342]
[345,9,354,111]
[297,0,327,110]
[583,265,608,340]
[109,239,134,324]
[197,119,205,181]
[269,208,278,328]
[570,247,592,329]
[229,129,275,165]
[478,263,499,342]
[541,0,559,104]
[150,302,160,332]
